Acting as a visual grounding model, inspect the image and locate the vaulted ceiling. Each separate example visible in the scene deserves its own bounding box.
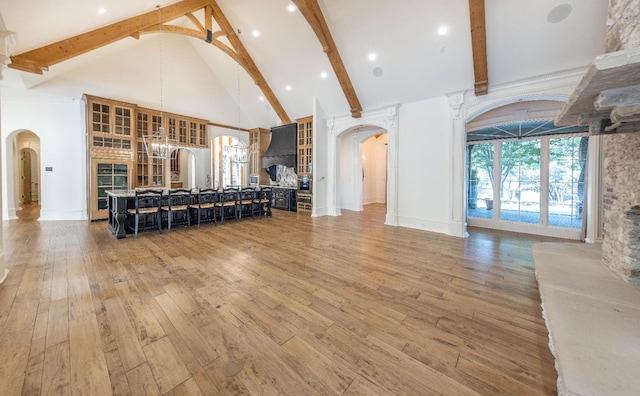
[0,0,609,129]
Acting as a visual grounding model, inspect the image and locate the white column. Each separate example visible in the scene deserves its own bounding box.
[448,93,468,237]
[383,110,399,226]
[0,87,7,285]
[326,118,340,216]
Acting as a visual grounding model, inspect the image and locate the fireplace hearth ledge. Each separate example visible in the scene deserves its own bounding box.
[533,242,640,396]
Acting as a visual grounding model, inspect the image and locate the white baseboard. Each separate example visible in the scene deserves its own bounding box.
[39,209,86,221]
[397,215,450,235]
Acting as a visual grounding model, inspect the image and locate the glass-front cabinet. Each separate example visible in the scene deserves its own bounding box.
[248,128,271,185]
[85,94,210,219]
[296,116,313,214]
[91,161,131,220]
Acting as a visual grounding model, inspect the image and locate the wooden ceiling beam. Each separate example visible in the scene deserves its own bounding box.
[292,0,363,118]
[9,0,291,125]
[9,0,211,74]
[469,0,488,96]
[209,0,291,124]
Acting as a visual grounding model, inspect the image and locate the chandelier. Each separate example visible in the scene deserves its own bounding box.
[143,5,177,160]
[143,130,176,159]
[225,142,248,164]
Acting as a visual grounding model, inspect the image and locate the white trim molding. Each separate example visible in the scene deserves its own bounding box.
[327,105,399,225]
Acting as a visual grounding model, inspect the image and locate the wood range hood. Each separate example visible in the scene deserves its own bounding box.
[556,47,640,135]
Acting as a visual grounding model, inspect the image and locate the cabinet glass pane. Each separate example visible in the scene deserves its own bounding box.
[97,164,113,174]
[97,175,112,186]
[113,176,127,187]
[199,124,206,146]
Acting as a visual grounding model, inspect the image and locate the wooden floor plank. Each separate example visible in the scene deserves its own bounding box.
[103,297,146,371]
[126,362,161,396]
[142,336,191,394]
[42,341,71,395]
[0,203,562,395]
[69,315,112,395]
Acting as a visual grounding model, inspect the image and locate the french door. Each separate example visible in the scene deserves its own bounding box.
[467,135,587,239]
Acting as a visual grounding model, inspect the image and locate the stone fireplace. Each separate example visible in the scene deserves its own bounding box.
[557,0,640,285]
[602,0,640,285]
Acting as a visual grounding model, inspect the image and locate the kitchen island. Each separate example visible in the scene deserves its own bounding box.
[106,187,273,239]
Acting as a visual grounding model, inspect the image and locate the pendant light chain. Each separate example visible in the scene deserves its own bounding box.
[236,30,241,130]
[142,4,176,160]
[158,4,164,132]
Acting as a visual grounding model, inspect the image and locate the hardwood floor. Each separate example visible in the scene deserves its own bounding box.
[0,203,564,395]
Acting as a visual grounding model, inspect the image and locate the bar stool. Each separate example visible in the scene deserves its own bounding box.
[237,187,257,220]
[216,187,238,224]
[160,188,192,232]
[191,188,219,228]
[254,187,272,218]
[127,189,163,238]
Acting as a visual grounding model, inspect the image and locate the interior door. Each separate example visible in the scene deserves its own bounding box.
[21,150,32,204]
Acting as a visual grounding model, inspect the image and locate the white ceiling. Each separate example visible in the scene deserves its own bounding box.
[0,0,609,128]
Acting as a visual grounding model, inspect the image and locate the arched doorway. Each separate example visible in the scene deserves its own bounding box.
[328,105,399,225]
[336,126,388,213]
[211,135,247,189]
[19,148,39,204]
[4,130,41,220]
[169,147,196,189]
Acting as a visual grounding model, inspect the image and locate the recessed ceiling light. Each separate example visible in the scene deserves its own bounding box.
[438,26,448,36]
[252,30,261,38]
[320,72,328,79]
[288,4,296,12]
[373,67,384,77]
[97,8,107,15]
[259,96,265,101]
[368,53,376,61]
[285,85,292,91]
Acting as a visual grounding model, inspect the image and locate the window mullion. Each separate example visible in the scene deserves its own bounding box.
[540,137,550,226]
[493,141,501,220]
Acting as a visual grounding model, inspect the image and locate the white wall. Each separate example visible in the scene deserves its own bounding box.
[0,88,6,284]
[2,88,86,220]
[397,96,453,234]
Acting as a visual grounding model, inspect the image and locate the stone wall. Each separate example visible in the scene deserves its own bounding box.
[602,0,640,284]
[606,0,640,52]
[602,133,640,284]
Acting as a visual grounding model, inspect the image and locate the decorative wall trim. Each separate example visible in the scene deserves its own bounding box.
[463,67,585,122]
[326,105,399,225]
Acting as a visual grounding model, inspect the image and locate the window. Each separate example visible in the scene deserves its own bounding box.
[468,135,588,231]
[171,150,180,173]
[549,136,587,228]
[500,140,541,224]
[212,136,245,189]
